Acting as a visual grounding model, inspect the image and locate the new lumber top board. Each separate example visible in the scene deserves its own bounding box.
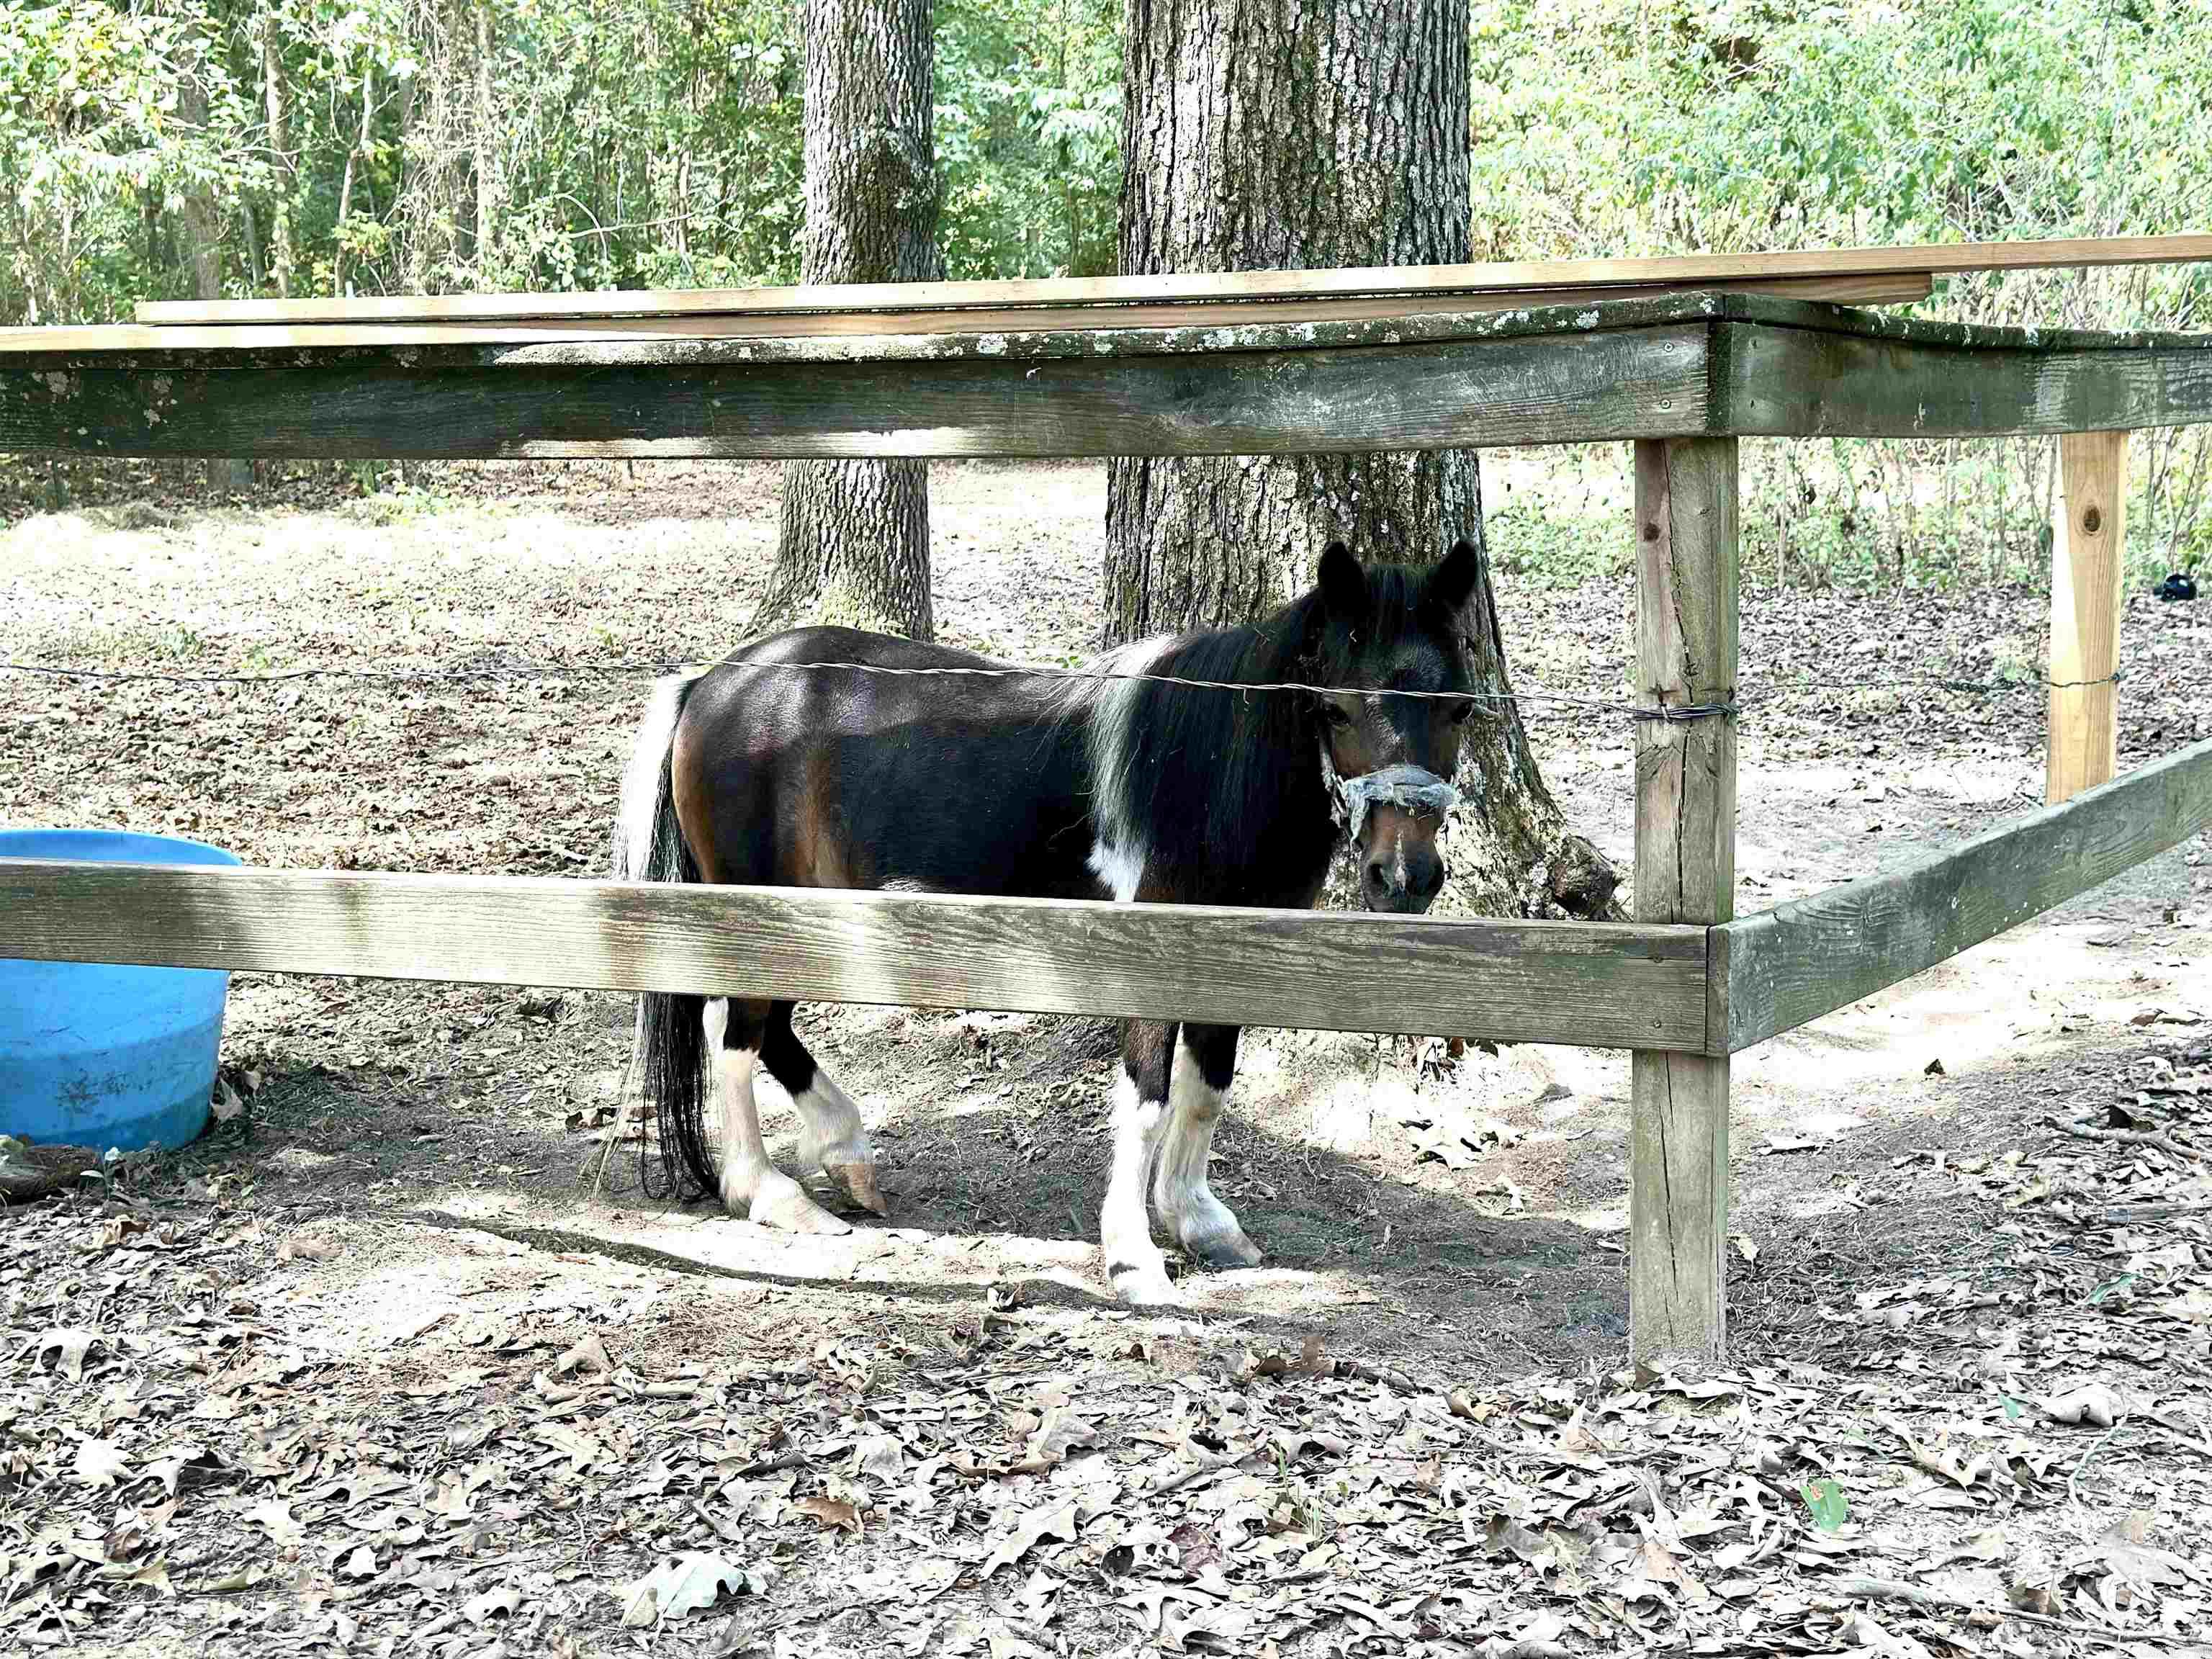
[6,295,2211,458]
[5,283,1930,359]
[9,289,2212,365]
[126,232,2212,326]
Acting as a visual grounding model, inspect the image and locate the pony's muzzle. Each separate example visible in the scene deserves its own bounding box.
[1360,806,1447,914]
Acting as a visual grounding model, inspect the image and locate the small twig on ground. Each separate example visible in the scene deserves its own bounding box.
[1830,1575,1967,1610]
[1133,1449,1244,1500]
[588,1101,630,1195]
[2043,1115,2202,1161]
[2096,1201,2212,1222]
[2068,1419,2129,1506]
[727,1449,809,1478]
[1832,1577,2210,1647]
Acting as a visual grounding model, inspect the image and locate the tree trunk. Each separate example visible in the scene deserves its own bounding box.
[260,9,295,299]
[1106,0,1616,920]
[473,3,500,277]
[334,59,374,295]
[178,62,253,495]
[752,0,940,642]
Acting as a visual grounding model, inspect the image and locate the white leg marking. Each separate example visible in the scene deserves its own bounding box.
[793,1066,886,1215]
[712,1041,773,1211]
[1151,1037,1262,1269]
[1100,1074,1175,1305]
[706,1005,848,1236]
[794,1069,872,1169]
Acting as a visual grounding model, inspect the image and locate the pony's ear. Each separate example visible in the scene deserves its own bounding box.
[1316,541,1366,619]
[1426,539,1481,614]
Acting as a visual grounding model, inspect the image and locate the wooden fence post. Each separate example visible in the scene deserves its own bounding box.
[1631,436,1739,1371]
[2047,431,2128,805]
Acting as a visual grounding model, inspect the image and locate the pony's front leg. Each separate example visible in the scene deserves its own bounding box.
[705,999,849,1235]
[1151,1023,1263,1269]
[1101,1019,1177,1306]
[760,1002,887,1216]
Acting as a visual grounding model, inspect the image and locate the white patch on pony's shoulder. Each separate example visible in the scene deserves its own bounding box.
[1085,634,1177,865]
[1087,839,1146,904]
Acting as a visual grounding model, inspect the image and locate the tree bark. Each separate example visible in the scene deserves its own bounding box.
[473,3,501,277]
[179,59,253,495]
[260,8,295,299]
[752,0,941,642]
[334,59,374,295]
[1106,0,1616,920]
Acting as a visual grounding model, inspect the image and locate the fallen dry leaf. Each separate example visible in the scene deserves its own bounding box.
[982,1497,1079,1578]
[791,1493,862,1534]
[36,1328,97,1382]
[1013,1407,1097,1474]
[620,1552,747,1625]
[552,1334,611,1377]
[72,1438,130,1490]
[2041,1384,2125,1428]
[464,1583,521,1624]
[243,1498,304,1549]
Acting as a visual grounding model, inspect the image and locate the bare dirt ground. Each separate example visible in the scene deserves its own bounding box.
[3,458,2210,1658]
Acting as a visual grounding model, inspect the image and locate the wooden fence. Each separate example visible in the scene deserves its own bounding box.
[6,237,2212,1371]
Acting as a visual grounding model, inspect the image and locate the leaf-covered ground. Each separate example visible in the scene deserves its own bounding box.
[3,460,2210,1656]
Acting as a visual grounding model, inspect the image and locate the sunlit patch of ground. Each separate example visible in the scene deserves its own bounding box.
[4,462,2208,1654]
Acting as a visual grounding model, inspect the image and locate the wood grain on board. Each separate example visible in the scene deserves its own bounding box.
[0,325,1716,459]
[1715,735,2212,1055]
[126,232,2212,326]
[1629,435,1740,1370]
[0,858,1712,1051]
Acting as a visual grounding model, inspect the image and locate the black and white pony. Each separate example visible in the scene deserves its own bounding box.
[611,540,1483,1305]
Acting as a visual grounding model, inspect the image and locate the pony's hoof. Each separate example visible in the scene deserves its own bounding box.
[1108,1260,1180,1308]
[750,1176,851,1236]
[832,1161,890,1218]
[1187,1226,1264,1271]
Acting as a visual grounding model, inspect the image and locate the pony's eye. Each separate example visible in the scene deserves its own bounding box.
[1323,703,1353,729]
[1449,701,1476,724]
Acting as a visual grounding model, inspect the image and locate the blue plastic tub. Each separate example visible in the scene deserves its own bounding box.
[1,830,240,1154]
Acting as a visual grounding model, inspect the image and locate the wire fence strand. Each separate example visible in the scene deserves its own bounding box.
[0,650,2123,722]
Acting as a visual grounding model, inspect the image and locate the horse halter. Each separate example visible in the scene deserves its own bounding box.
[1319,749,1462,842]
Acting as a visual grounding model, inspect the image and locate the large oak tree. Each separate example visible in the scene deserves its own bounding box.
[750,0,942,641]
[1105,0,1615,917]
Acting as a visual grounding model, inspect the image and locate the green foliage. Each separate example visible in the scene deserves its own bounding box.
[1470,0,2212,589]
[4,0,2211,583]
[0,0,1120,319]
[938,0,1120,279]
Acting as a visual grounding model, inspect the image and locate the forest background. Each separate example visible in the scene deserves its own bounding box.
[6,0,2211,590]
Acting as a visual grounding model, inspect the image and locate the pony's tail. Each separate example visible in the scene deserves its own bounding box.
[611,673,718,1202]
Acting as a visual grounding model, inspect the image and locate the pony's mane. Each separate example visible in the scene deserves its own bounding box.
[1077,586,1336,904]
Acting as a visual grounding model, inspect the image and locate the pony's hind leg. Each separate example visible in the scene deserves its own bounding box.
[1151,1023,1263,1270]
[1100,1019,1178,1306]
[759,1002,886,1216]
[705,998,849,1236]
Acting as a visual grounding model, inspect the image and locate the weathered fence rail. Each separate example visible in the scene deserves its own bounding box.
[1713,734,2212,1056]
[0,859,1709,1051]
[7,238,2212,1370]
[8,297,2212,461]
